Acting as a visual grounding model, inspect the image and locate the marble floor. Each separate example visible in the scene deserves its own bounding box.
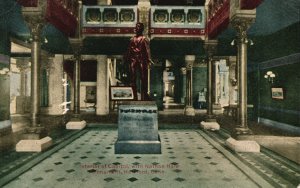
[1,127,299,188]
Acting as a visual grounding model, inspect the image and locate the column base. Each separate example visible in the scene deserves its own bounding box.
[233,127,253,138]
[225,137,260,152]
[16,136,53,152]
[200,121,220,131]
[205,114,217,122]
[22,127,47,140]
[66,120,86,130]
[184,106,195,116]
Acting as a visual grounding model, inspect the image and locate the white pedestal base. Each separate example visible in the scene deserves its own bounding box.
[200,121,220,130]
[226,137,260,152]
[66,120,86,130]
[16,136,52,152]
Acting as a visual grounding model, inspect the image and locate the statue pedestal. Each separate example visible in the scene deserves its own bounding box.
[115,101,161,154]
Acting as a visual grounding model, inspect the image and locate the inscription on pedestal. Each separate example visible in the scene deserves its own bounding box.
[118,106,158,141]
[115,102,161,154]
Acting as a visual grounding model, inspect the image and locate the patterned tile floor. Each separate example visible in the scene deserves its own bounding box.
[3,129,262,188]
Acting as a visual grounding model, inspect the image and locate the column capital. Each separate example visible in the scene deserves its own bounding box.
[69,38,83,57]
[231,14,255,43]
[180,67,187,75]
[185,55,195,69]
[204,40,218,57]
[22,13,45,40]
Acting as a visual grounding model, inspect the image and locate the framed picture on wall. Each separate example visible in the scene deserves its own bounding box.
[110,86,134,100]
[271,87,284,100]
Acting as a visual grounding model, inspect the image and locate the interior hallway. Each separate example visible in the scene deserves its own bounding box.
[1,115,299,188]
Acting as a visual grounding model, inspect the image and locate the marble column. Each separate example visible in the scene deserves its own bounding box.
[46,55,65,115]
[184,55,195,116]
[96,55,109,115]
[66,39,86,129]
[225,11,260,153]
[16,0,53,152]
[214,61,220,105]
[232,16,255,136]
[29,23,43,128]
[200,40,220,130]
[180,67,187,104]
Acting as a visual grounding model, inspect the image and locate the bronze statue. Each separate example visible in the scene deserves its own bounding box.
[124,22,152,100]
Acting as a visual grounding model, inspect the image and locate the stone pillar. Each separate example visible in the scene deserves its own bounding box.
[225,11,260,153]
[163,60,175,107]
[184,55,195,116]
[73,52,81,115]
[180,67,187,104]
[29,23,43,128]
[66,39,86,130]
[214,61,220,105]
[46,55,65,115]
[16,1,53,152]
[200,40,220,130]
[96,55,109,115]
[232,16,255,136]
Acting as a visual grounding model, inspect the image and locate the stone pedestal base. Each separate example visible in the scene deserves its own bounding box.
[225,137,260,152]
[200,121,220,131]
[115,138,161,154]
[115,101,161,154]
[66,120,86,130]
[184,106,195,116]
[16,136,52,152]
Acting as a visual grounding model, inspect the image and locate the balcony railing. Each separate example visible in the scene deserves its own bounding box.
[82,5,137,36]
[82,5,205,37]
[150,6,205,37]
